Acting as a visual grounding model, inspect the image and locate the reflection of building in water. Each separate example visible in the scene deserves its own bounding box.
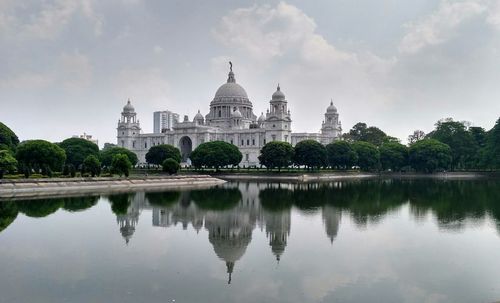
[322,205,341,243]
[262,208,291,262]
[151,192,204,232]
[115,192,148,244]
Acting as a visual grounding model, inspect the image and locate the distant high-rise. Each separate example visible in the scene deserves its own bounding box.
[153,110,179,133]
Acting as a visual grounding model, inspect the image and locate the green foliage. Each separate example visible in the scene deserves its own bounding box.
[59,138,99,169]
[293,140,326,169]
[352,141,380,171]
[162,158,180,175]
[379,142,408,171]
[0,150,18,179]
[111,153,132,177]
[258,141,294,170]
[146,144,181,165]
[485,117,500,169]
[427,119,475,170]
[191,187,241,210]
[16,198,64,218]
[344,122,389,146]
[0,201,18,233]
[108,193,133,215]
[190,141,242,170]
[409,139,452,173]
[62,196,99,212]
[83,155,101,177]
[100,147,138,167]
[102,143,117,150]
[145,191,181,207]
[0,122,19,152]
[325,141,358,169]
[16,140,66,174]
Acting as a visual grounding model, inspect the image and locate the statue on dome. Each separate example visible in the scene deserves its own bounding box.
[229,61,233,72]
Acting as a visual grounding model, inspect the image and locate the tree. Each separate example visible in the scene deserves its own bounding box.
[0,122,19,152]
[325,141,358,169]
[343,122,389,146]
[408,130,426,145]
[59,138,99,169]
[409,139,452,173]
[258,141,294,171]
[16,140,66,174]
[427,119,475,170]
[99,147,138,167]
[352,141,380,171]
[293,140,326,169]
[111,153,132,177]
[83,155,101,177]
[0,150,17,179]
[190,141,242,170]
[145,144,181,165]
[379,142,408,171]
[102,143,117,150]
[485,117,500,169]
[162,158,180,175]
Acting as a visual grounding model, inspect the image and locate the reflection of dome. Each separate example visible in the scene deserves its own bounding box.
[123,99,135,112]
[327,101,337,113]
[272,84,285,100]
[258,113,266,123]
[231,108,242,118]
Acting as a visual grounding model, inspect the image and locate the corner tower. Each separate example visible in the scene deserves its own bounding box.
[117,99,141,149]
[265,85,292,143]
[320,100,342,142]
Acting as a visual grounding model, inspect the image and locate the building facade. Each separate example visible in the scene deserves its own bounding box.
[117,65,342,166]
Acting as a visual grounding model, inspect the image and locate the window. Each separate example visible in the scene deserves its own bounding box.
[272,135,276,141]
[247,139,250,145]
[121,140,124,147]
[245,154,249,161]
[122,132,124,135]
[144,142,147,148]
[272,124,276,128]
[285,135,288,142]
[230,139,233,144]
[252,139,255,145]
[218,110,221,117]
[132,141,135,148]
[264,139,266,144]
[241,139,244,146]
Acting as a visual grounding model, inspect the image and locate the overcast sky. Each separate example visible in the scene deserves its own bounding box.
[1,0,499,146]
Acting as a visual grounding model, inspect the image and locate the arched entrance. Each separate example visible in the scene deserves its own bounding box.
[179,136,193,163]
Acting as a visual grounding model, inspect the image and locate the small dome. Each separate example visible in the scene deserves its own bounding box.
[327,101,337,113]
[232,108,242,118]
[194,110,204,121]
[123,99,135,112]
[258,112,266,122]
[272,84,285,100]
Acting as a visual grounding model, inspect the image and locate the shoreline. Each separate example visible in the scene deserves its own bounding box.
[214,171,496,182]
[0,175,226,199]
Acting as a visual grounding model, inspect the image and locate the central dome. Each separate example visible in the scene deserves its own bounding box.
[214,82,248,100]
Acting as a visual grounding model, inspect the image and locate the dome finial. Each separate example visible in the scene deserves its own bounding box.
[227,61,235,83]
[330,98,333,106]
[277,83,280,91]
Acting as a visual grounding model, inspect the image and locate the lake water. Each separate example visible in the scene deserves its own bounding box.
[1,179,500,303]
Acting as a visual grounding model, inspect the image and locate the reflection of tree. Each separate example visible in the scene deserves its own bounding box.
[292,184,326,212]
[62,196,99,212]
[191,187,241,210]
[16,198,64,218]
[146,191,181,207]
[0,201,18,233]
[408,180,491,231]
[108,193,134,215]
[259,187,293,212]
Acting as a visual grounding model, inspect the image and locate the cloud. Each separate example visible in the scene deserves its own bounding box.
[59,52,93,90]
[399,0,487,54]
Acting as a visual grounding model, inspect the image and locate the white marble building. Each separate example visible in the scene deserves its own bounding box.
[117,64,342,166]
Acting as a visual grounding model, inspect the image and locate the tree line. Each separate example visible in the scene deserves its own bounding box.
[0,116,499,178]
